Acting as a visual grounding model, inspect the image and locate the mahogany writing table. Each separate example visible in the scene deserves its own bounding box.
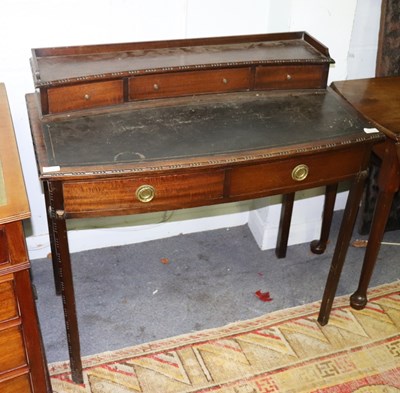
[27,87,383,383]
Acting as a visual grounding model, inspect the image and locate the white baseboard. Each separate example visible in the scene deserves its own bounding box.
[26,191,348,260]
[248,206,323,251]
[26,204,250,260]
[248,191,348,250]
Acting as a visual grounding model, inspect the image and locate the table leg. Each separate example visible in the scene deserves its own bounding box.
[310,183,338,254]
[48,181,83,384]
[275,193,295,258]
[44,181,62,296]
[318,170,368,326]
[350,189,396,309]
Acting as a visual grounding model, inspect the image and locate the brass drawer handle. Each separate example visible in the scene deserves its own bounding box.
[84,94,91,100]
[222,78,228,84]
[136,185,155,203]
[153,83,159,91]
[292,164,309,181]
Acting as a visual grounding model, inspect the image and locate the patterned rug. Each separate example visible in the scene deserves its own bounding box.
[49,281,400,393]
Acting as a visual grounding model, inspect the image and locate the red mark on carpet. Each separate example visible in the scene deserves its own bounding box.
[160,258,170,264]
[255,290,273,302]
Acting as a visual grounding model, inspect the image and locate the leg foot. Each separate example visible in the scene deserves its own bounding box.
[310,239,327,254]
[350,291,368,310]
[317,314,329,326]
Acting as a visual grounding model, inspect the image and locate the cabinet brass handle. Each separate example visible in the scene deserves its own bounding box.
[291,164,309,181]
[136,185,155,203]
[84,94,90,100]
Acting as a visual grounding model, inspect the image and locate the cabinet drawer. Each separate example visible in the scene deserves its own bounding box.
[63,171,225,216]
[0,223,29,270]
[47,80,124,114]
[255,65,327,90]
[229,148,363,198]
[0,281,18,321]
[129,68,251,100]
[0,374,32,393]
[0,326,26,373]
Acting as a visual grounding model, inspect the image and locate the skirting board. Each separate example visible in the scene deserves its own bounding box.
[26,202,251,260]
[248,191,348,250]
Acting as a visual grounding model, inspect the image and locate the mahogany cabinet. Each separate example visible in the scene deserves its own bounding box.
[0,83,50,392]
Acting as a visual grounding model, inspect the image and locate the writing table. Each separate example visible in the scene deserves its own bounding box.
[27,87,383,383]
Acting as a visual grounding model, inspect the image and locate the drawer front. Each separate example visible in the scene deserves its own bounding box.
[47,80,124,114]
[0,326,26,373]
[0,223,29,270]
[255,65,327,90]
[0,374,32,393]
[229,148,364,198]
[129,68,251,100]
[0,281,18,321]
[63,171,225,216]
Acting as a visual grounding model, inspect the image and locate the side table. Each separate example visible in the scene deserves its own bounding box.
[332,76,400,309]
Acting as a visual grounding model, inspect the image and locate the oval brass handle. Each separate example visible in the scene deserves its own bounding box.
[136,185,155,203]
[84,94,91,100]
[153,83,159,91]
[292,164,309,181]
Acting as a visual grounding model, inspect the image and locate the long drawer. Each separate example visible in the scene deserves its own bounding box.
[63,170,225,217]
[129,68,251,100]
[229,147,364,198]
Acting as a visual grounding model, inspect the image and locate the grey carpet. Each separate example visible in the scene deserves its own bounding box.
[31,211,400,364]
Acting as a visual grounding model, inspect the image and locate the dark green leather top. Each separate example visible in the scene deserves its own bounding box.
[39,90,373,169]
